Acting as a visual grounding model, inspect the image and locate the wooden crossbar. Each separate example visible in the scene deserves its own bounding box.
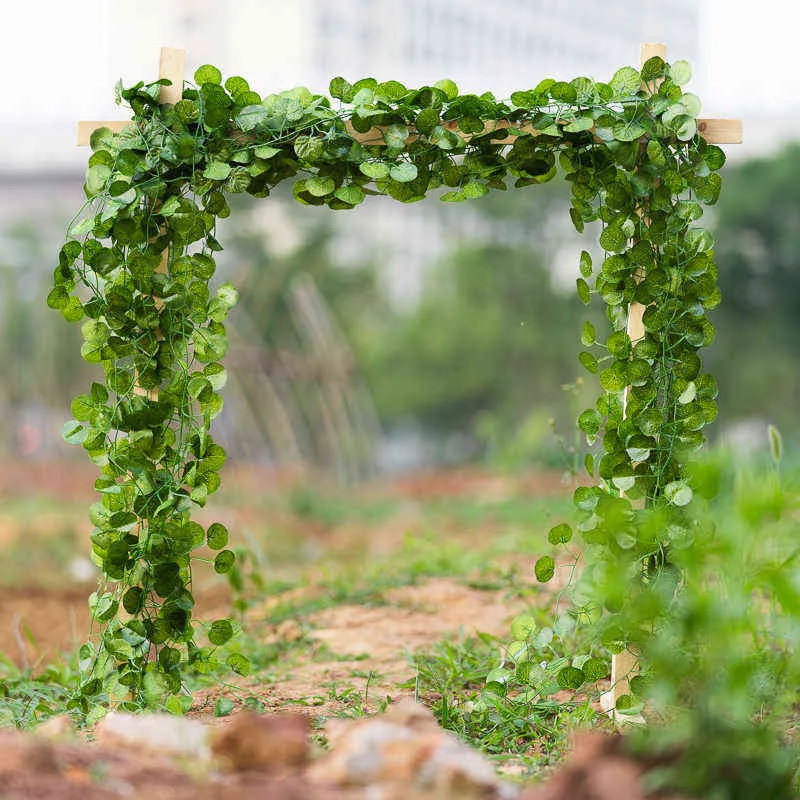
[77,46,742,147]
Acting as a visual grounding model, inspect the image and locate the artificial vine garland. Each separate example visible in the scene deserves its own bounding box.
[52,55,724,708]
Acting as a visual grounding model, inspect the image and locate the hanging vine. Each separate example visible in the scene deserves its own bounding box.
[52,56,724,709]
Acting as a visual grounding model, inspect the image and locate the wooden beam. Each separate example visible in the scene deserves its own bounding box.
[698,117,743,144]
[158,47,186,105]
[77,47,185,145]
[79,40,742,149]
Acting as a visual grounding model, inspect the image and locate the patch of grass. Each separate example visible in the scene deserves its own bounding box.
[406,633,595,776]
[0,653,79,728]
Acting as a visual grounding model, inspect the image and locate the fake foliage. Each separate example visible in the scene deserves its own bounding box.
[53,56,723,710]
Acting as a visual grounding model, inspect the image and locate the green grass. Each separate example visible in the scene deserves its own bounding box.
[0,474,571,748]
[0,654,81,728]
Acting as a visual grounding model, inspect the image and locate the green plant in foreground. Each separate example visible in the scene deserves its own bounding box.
[475,451,800,797]
[53,55,723,709]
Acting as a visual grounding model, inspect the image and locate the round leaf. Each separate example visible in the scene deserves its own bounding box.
[195,64,222,85]
[557,666,585,690]
[670,60,692,86]
[306,176,336,197]
[434,78,459,100]
[214,549,236,574]
[548,523,573,545]
[389,162,418,183]
[207,523,229,550]
[208,619,234,646]
[535,556,555,583]
[665,481,693,507]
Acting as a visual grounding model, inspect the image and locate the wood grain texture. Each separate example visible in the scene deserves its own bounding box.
[158,47,186,105]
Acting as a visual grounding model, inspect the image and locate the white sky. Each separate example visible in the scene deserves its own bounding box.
[2,1,798,123]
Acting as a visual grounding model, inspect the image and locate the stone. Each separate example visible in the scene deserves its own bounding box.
[310,699,518,799]
[210,711,310,771]
[94,712,211,760]
[0,730,60,776]
[35,714,76,741]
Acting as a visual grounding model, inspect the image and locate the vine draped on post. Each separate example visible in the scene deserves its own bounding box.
[52,56,724,709]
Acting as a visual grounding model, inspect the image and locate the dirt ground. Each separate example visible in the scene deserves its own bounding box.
[0,461,587,797]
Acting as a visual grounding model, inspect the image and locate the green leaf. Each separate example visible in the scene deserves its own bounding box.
[62,420,87,445]
[306,176,336,197]
[461,182,488,199]
[294,135,325,161]
[69,217,95,237]
[704,145,726,170]
[389,162,418,183]
[574,486,599,511]
[579,251,592,277]
[578,351,598,374]
[225,75,249,96]
[670,60,692,85]
[599,224,627,253]
[227,653,251,677]
[664,480,693,507]
[768,424,783,465]
[550,81,577,102]
[563,115,594,133]
[677,381,697,405]
[214,549,236,574]
[235,104,269,131]
[510,614,536,641]
[582,658,608,681]
[548,523,573,545]
[207,522,229,550]
[334,185,365,205]
[195,64,222,86]
[214,697,235,717]
[535,556,555,583]
[612,120,646,142]
[360,161,390,180]
[676,116,697,142]
[208,619,234,646]
[610,66,640,96]
[383,124,409,149]
[600,363,628,393]
[329,77,353,101]
[578,409,601,436]
[254,144,280,159]
[557,666,585,690]
[203,161,232,181]
[71,394,95,422]
[581,321,596,346]
[612,475,635,492]
[61,296,84,323]
[85,164,111,197]
[434,78,458,100]
[640,56,666,82]
[377,80,408,100]
[416,108,440,135]
[576,278,591,306]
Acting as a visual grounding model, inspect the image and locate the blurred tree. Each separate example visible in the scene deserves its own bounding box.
[362,241,593,457]
[219,212,385,477]
[708,144,800,435]
[0,222,88,454]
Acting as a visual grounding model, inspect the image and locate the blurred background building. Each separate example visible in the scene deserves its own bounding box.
[1,0,798,475]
